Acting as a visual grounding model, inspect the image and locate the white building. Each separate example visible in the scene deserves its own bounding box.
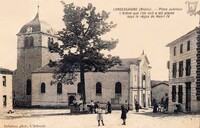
[0,67,13,113]
[31,55,151,109]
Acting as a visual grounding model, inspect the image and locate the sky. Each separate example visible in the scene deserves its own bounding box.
[0,0,199,81]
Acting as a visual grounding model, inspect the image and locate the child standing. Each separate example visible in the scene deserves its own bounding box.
[96,103,105,126]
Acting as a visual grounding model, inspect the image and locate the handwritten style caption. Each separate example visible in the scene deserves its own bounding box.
[113,7,183,19]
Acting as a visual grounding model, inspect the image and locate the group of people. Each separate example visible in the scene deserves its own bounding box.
[72,99,130,126]
[89,101,112,126]
[72,97,169,126]
[72,98,84,112]
[96,101,129,126]
[86,100,112,114]
[152,97,169,113]
[72,99,113,115]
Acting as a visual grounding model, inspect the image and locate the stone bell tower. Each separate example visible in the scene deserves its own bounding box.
[14,10,59,107]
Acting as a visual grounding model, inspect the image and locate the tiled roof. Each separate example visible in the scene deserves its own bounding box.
[108,58,139,71]
[0,67,13,74]
[33,64,57,73]
[18,13,57,35]
[32,58,139,73]
[151,80,169,88]
[166,27,199,47]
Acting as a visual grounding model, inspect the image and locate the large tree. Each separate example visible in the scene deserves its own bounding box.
[49,2,121,103]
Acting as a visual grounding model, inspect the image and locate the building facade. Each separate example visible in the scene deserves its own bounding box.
[0,67,13,113]
[31,55,151,109]
[151,80,169,104]
[14,13,59,107]
[166,27,200,113]
[14,11,151,109]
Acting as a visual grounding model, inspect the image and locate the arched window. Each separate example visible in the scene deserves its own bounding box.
[50,38,54,43]
[57,83,62,94]
[115,82,122,95]
[142,75,146,80]
[77,82,82,94]
[29,36,34,47]
[96,82,102,95]
[41,83,46,93]
[48,37,54,51]
[142,75,146,88]
[24,37,29,48]
[24,36,34,48]
[26,79,32,95]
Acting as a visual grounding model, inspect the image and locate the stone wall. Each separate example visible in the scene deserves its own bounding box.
[32,71,130,109]
[14,32,59,107]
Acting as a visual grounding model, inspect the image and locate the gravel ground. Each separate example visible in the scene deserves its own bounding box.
[0,108,199,128]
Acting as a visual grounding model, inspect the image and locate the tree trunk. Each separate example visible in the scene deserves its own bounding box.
[80,47,86,103]
[80,63,86,103]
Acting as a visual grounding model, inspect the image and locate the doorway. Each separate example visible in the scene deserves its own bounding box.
[68,95,75,106]
[185,82,191,112]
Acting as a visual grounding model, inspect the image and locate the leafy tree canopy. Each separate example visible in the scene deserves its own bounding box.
[49,2,121,85]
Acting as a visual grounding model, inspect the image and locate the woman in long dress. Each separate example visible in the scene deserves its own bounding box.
[121,105,128,125]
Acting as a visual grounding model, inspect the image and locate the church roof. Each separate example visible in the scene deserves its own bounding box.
[18,13,57,35]
[108,58,139,71]
[0,67,13,74]
[32,58,139,73]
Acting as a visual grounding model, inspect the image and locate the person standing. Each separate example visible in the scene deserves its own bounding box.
[165,96,169,111]
[90,100,95,114]
[96,103,105,126]
[121,105,128,125]
[106,101,112,114]
[78,98,83,112]
[135,100,139,112]
[94,102,98,113]
[152,98,158,113]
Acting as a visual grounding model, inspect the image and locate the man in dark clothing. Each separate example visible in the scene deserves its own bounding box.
[106,101,112,114]
[121,105,128,125]
[152,98,158,113]
[135,101,139,112]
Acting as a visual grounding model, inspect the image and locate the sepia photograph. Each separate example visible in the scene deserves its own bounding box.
[0,0,200,128]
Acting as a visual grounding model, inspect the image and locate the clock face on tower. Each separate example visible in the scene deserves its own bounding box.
[26,26,32,33]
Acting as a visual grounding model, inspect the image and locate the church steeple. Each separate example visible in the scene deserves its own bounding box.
[17,4,57,35]
[37,1,40,16]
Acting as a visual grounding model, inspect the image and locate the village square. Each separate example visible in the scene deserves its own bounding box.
[1,0,200,128]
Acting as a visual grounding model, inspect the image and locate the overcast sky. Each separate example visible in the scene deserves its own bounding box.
[0,0,199,80]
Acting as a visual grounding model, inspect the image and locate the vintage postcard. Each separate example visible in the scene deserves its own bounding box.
[0,0,200,128]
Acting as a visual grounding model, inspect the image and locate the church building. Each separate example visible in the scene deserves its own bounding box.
[14,11,151,109]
